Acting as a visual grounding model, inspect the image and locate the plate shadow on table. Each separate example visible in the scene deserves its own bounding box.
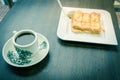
[57,38,118,52]
[6,53,50,77]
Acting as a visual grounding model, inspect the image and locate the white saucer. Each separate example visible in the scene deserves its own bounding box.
[2,33,49,67]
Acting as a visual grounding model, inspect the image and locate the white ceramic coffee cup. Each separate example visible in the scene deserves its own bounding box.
[12,29,38,59]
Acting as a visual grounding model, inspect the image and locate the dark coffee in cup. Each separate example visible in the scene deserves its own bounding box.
[13,29,38,59]
[15,33,35,45]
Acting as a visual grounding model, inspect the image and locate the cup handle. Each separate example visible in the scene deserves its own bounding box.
[12,30,17,35]
[34,41,47,54]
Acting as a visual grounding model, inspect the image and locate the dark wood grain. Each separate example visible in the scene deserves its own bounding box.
[0,0,120,80]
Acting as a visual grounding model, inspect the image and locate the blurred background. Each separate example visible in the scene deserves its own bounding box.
[0,0,120,28]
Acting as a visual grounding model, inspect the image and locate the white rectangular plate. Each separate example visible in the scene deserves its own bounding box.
[57,7,118,45]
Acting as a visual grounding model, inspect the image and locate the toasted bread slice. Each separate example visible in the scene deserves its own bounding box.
[71,10,102,34]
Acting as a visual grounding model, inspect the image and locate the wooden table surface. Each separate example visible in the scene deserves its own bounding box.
[0,0,120,80]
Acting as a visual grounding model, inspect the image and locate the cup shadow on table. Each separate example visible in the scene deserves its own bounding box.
[7,53,50,77]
